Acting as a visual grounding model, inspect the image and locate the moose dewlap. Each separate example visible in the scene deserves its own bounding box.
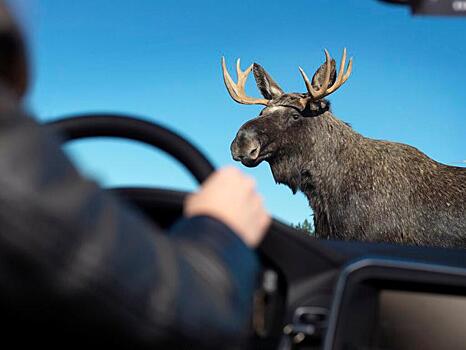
[222,49,466,248]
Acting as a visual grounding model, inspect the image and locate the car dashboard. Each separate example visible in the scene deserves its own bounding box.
[114,186,466,350]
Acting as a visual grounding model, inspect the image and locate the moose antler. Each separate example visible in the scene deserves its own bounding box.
[221,57,270,106]
[299,48,353,101]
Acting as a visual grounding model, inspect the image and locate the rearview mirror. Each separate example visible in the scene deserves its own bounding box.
[379,0,466,16]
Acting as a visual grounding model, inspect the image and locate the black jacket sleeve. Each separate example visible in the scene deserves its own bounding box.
[0,86,260,348]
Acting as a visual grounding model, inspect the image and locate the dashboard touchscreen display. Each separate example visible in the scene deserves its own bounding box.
[373,290,466,350]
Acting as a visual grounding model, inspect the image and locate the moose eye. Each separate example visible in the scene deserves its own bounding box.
[291,113,300,120]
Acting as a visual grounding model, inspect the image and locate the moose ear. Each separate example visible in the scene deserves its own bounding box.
[253,63,284,100]
[311,59,337,90]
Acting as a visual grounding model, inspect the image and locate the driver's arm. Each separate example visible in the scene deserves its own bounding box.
[0,85,269,348]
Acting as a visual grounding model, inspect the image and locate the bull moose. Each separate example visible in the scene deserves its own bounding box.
[222,49,466,248]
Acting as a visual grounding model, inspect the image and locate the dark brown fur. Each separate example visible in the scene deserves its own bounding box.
[230,60,466,248]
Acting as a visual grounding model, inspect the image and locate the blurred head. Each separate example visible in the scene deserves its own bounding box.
[0,0,29,99]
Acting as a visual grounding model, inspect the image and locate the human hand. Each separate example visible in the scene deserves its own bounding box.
[184,167,271,248]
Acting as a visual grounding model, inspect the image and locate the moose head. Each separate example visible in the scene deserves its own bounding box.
[223,50,352,180]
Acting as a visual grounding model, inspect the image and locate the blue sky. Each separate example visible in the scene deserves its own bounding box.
[12,0,466,225]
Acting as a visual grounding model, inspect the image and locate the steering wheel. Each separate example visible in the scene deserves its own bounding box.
[46,113,216,228]
[46,113,292,347]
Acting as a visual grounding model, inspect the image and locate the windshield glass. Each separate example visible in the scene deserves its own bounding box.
[28,0,465,228]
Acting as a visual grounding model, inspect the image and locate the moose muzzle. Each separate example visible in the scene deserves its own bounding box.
[230,129,261,167]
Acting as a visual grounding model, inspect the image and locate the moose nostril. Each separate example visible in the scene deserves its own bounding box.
[249,147,259,160]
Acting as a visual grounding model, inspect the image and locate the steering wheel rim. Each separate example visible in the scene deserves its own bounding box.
[45,113,216,184]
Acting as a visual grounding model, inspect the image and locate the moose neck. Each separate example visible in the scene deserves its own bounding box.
[268,111,363,230]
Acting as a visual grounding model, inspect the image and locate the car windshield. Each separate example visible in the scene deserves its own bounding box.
[27,0,465,228]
